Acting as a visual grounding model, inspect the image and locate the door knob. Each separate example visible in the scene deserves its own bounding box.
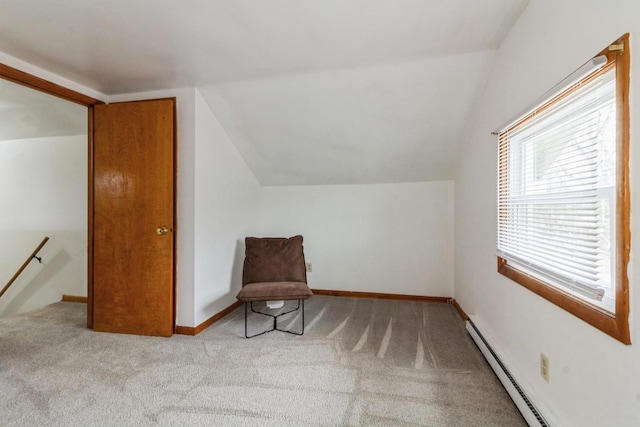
[157,226,170,235]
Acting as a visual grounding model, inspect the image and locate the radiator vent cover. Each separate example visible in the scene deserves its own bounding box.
[466,318,550,427]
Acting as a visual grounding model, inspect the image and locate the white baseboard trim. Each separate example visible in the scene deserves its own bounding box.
[466,316,556,427]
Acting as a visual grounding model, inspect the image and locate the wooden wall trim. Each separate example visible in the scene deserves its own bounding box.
[311,289,452,304]
[87,108,94,329]
[175,301,243,336]
[0,63,102,106]
[61,295,88,303]
[451,299,468,321]
[174,293,467,336]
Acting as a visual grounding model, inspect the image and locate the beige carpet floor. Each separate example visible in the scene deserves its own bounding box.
[0,296,526,426]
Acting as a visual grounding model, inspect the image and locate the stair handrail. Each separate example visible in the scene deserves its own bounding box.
[0,236,50,300]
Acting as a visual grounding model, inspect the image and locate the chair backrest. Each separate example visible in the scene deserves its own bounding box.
[242,235,307,285]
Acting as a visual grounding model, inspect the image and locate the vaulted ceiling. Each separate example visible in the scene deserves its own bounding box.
[0,0,529,184]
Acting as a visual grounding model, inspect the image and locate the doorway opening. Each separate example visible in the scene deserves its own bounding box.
[0,63,100,323]
[0,72,92,318]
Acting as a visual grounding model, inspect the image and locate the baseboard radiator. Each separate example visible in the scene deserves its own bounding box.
[466,318,550,427]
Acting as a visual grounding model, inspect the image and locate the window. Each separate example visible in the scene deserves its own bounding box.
[496,34,630,344]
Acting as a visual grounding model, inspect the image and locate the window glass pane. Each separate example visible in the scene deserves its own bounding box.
[498,67,616,313]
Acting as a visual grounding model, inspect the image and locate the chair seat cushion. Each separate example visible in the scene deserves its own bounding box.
[236,281,313,302]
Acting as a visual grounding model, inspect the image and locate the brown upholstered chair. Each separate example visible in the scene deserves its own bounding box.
[236,235,313,338]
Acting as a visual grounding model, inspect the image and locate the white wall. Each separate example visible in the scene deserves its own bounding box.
[193,90,262,326]
[454,1,640,426]
[260,181,454,297]
[0,40,456,330]
[192,94,454,323]
[191,92,456,325]
[0,134,87,317]
[109,89,263,327]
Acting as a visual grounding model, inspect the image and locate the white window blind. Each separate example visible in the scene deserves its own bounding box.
[497,66,617,313]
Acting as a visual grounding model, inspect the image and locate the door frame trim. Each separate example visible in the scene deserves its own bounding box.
[0,63,102,107]
[0,63,181,332]
[0,62,102,329]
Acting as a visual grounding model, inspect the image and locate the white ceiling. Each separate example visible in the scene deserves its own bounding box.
[0,0,529,184]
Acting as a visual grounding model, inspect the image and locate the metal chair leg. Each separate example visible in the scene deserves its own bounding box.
[243,300,305,338]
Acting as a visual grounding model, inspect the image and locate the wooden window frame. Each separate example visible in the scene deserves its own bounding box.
[497,34,631,344]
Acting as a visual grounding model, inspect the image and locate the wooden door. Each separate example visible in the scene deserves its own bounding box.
[91,99,175,337]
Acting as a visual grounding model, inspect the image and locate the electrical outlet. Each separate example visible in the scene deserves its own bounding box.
[540,353,550,383]
[306,262,312,272]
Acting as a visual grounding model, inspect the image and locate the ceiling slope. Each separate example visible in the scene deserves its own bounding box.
[0,0,529,184]
[200,50,496,185]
